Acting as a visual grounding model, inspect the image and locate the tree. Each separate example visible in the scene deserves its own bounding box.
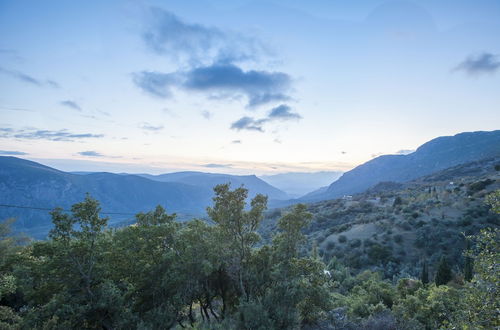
[463,238,473,282]
[435,256,452,286]
[207,183,267,299]
[19,195,134,328]
[273,203,312,261]
[0,219,26,328]
[420,259,429,284]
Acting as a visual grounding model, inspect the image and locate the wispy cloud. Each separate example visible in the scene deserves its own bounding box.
[395,149,414,155]
[231,140,242,144]
[203,163,233,168]
[267,104,301,120]
[230,116,266,132]
[201,110,212,119]
[0,66,59,88]
[0,127,104,141]
[455,52,500,75]
[132,71,178,98]
[134,63,291,108]
[60,100,82,111]
[140,123,164,132]
[135,8,293,109]
[0,150,28,156]
[78,151,103,157]
[0,106,35,112]
[143,7,267,66]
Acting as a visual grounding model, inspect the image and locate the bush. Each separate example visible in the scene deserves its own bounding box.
[338,235,347,243]
[394,235,403,244]
[349,239,362,248]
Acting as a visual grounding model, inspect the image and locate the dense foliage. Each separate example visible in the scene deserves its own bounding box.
[0,186,498,329]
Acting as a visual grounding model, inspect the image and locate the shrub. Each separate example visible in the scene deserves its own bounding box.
[394,235,403,244]
[338,235,347,243]
[349,239,361,248]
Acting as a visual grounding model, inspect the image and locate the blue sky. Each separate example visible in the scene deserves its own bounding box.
[0,0,499,174]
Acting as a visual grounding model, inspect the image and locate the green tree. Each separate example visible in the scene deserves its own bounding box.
[435,256,452,286]
[420,259,429,284]
[0,219,26,329]
[207,183,267,299]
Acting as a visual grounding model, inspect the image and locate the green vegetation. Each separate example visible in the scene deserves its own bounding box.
[0,187,498,329]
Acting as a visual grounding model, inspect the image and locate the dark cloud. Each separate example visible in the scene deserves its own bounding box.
[60,100,82,111]
[230,104,302,132]
[0,150,28,156]
[134,63,291,108]
[203,163,233,168]
[140,123,164,132]
[0,127,103,141]
[230,116,266,132]
[78,151,103,157]
[184,64,291,108]
[143,8,265,65]
[455,52,500,75]
[268,104,301,120]
[0,67,59,88]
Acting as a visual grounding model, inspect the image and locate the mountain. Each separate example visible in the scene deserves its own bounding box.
[137,171,289,200]
[259,156,500,278]
[0,157,213,238]
[302,130,500,202]
[259,171,343,197]
[0,158,290,238]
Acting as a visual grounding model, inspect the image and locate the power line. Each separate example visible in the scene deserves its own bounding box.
[0,203,136,216]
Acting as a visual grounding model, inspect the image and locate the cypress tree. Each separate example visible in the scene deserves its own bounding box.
[420,259,429,284]
[435,256,452,286]
[464,256,473,282]
[464,239,473,282]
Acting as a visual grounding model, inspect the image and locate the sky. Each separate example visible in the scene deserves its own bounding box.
[0,0,499,175]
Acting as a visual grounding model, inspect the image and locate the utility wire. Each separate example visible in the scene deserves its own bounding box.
[0,203,136,216]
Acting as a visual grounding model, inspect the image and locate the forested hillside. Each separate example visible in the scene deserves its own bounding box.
[1,182,498,328]
[261,157,500,279]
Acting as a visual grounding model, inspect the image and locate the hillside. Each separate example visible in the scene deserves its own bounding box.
[302,130,500,202]
[139,171,289,200]
[0,157,212,237]
[260,157,500,278]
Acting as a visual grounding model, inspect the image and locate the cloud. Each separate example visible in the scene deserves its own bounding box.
[267,104,301,120]
[134,63,291,108]
[230,116,266,132]
[201,110,212,119]
[143,8,266,65]
[184,64,291,107]
[0,106,35,112]
[455,52,500,75]
[203,163,233,168]
[0,150,28,155]
[132,71,178,98]
[230,104,302,132]
[396,149,415,155]
[78,151,103,157]
[140,123,164,132]
[60,100,82,111]
[0,127,104,141]
[0,66,59,88]
[231,140,242,144]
